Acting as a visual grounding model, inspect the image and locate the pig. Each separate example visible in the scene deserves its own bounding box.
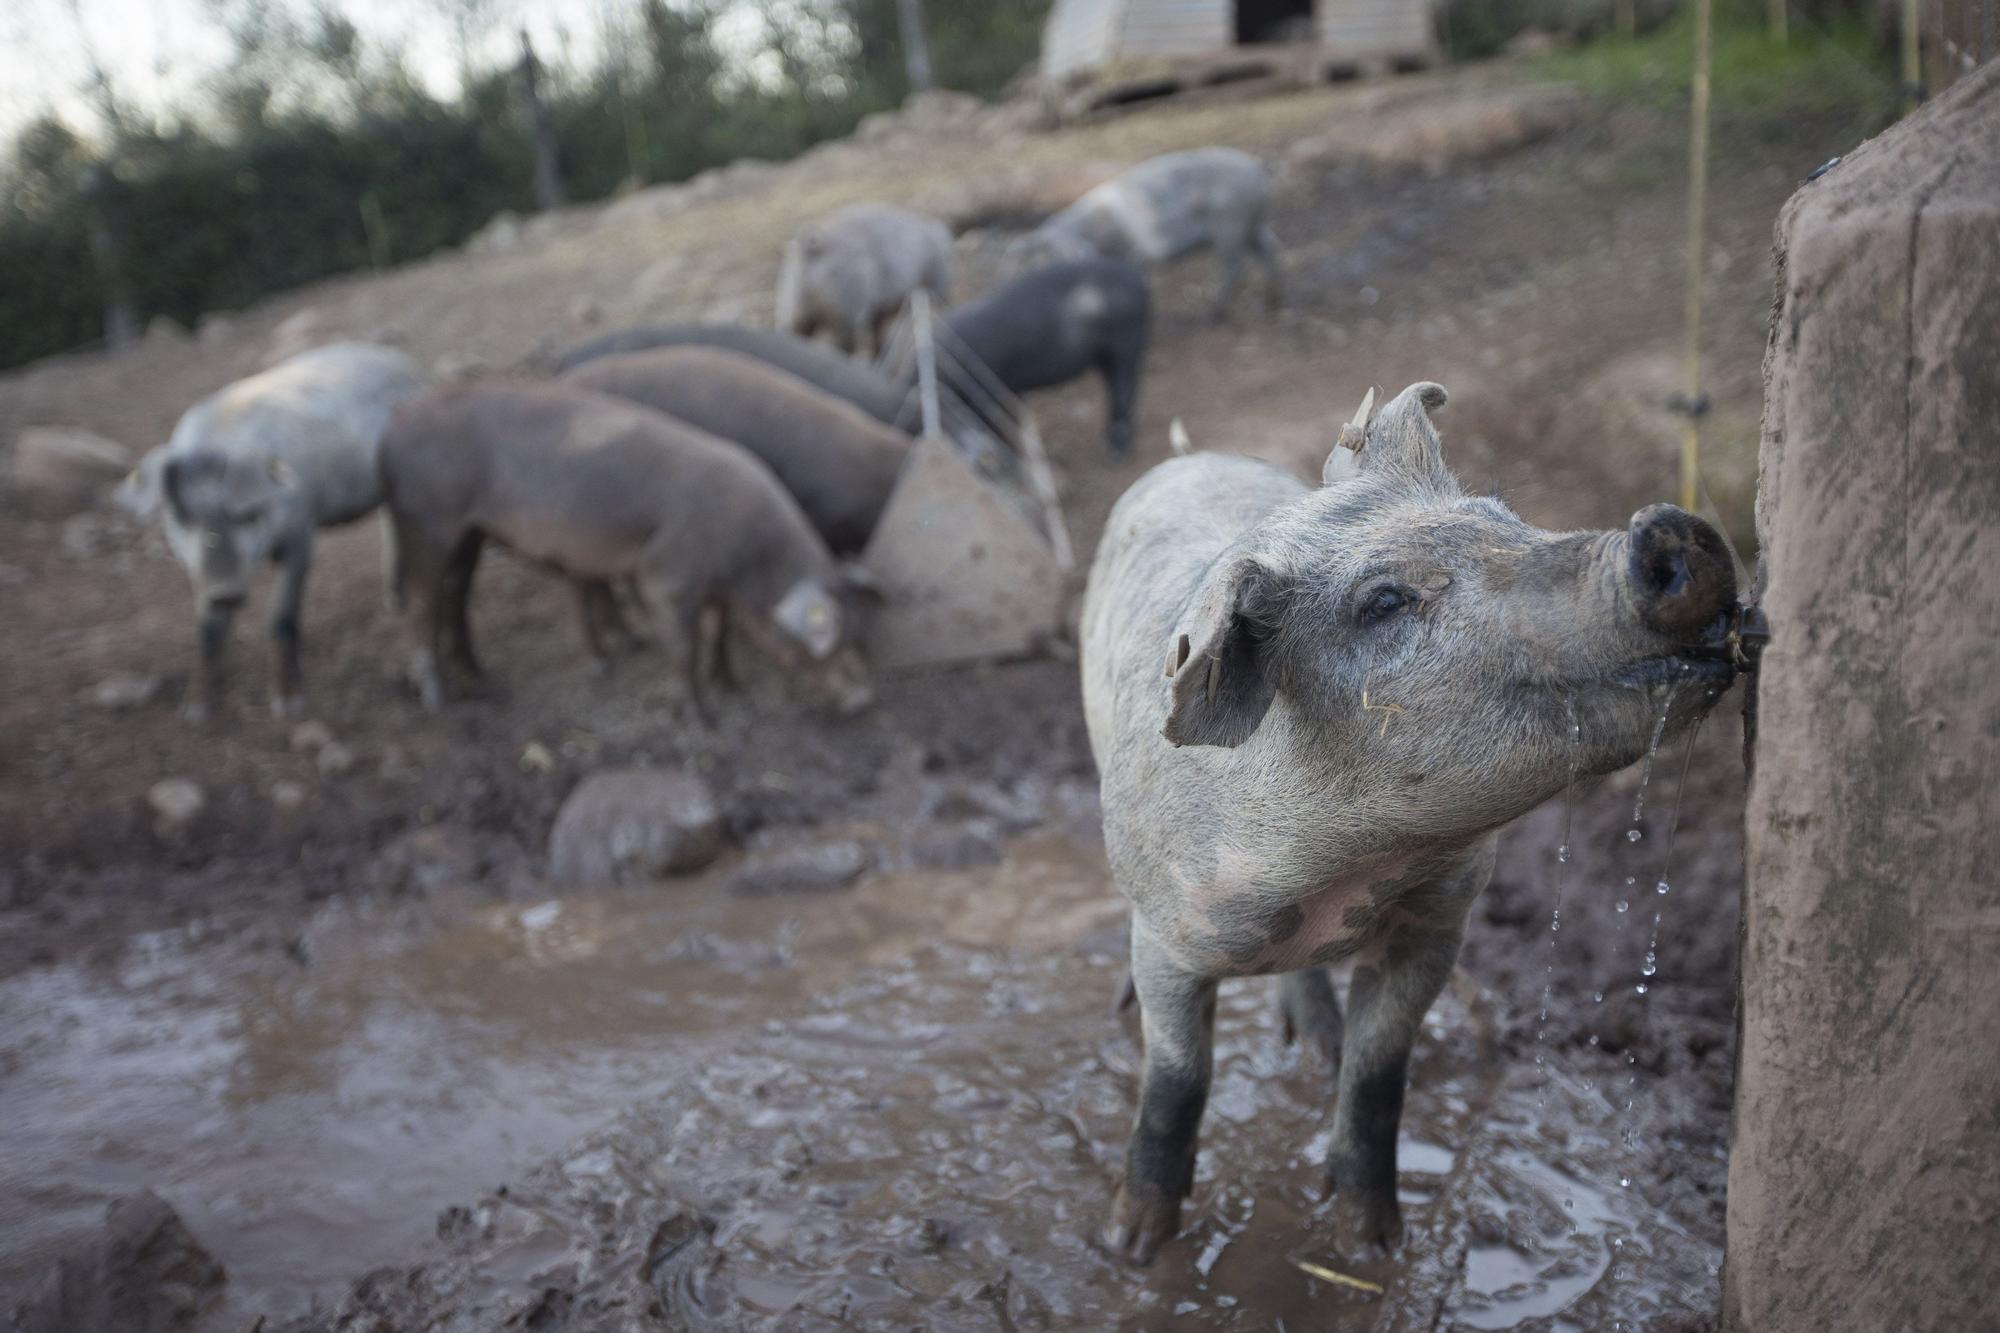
[1080,383,1739,1264]
[1006,147,1281,320]
[563,346,909,555]
[114,343,431,720]
[776,203,954,357]
[931,257,1150,456]
[553,322,910,429]
[378,382,874,716]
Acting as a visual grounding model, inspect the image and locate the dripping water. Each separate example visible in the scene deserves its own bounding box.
[1534,698,1583,1116]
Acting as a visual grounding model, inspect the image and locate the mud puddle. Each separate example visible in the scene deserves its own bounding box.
[0,839,1718,1329]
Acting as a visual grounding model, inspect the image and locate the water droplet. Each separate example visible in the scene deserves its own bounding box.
[1620,1175,1631,1187]
[1656,879,1671,895]
[1593,991,1604,1003]
[1588,1033,1599,1046]
[1563,1198,1573,1210]
[1636,983,1649,995]
[1642,961,1657,977]
[1626,828,1642,843]
[1624,875,1636,886]
[1558,844,1570,863]
[1616,899,1629,913]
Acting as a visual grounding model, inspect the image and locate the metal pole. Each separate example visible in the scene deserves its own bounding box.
[911,291,942,440]
[1680,0,1714,513]
[896,0,933,92]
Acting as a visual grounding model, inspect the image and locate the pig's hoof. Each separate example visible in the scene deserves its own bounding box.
[1102,1184,1181,1266]
[1324,1181,1404,1258]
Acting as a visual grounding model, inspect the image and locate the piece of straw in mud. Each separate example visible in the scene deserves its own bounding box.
[1292,1258,1385,1294]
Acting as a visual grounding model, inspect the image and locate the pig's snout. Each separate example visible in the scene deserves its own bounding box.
[1627,505,1735,642]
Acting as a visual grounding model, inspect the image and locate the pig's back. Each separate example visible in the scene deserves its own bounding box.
[563,348,909,552]
[386,383,790,564]
[1082,453,1301,759]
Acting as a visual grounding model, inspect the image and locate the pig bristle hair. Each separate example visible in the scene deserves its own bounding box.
[1169,419,1193,456]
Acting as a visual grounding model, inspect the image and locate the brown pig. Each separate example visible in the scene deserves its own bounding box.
[562,346,911,555]
[378,382,875,715]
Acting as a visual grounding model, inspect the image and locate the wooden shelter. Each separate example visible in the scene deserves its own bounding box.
[1041,0,1437,94]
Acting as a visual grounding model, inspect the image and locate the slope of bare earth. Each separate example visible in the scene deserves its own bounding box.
[0,61,1875,1330]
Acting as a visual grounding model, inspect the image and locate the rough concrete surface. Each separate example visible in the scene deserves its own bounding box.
[1727,61,2000,1332]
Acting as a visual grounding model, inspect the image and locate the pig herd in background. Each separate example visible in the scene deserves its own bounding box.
[102,138,1757,1270]
[117,146,1283,722]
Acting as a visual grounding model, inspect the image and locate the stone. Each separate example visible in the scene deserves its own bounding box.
[9,426,132,514]
[377,824,485,893]
[91,672,160,711]
[727,838,871,895]
[10,1190,224,1333]
[1725,63,2000,1333]
[146,779,206,838]
[270,779,309,811]
[315,741,358,778]
[906,820,1003,872]
[289,720,334,753]
[546,768,722,885]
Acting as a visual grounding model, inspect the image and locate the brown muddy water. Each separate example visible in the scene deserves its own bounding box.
[1,839,1719,1329]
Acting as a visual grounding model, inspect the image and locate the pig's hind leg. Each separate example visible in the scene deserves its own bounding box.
[440,531,487,691]
[1253,224,1284,311]
[1278,967,1344,1073]
[1106,915,1218,1265]
[267,531,314,718]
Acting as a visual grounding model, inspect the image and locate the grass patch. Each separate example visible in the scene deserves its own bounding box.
[1529,5,1897,121]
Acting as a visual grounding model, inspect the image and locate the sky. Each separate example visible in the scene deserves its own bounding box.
[0,0,777,141]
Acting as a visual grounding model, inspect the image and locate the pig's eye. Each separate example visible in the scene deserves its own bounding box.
[1358,585,1412,626]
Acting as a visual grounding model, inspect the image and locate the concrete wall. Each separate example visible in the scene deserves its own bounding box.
[1726,62,1999,1331]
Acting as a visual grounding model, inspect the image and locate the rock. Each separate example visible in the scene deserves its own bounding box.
[467,210,524,256]
[270,779,309,811]
[289,720,334,754]
[195,313,236,346]
[377,824,485,893]
[728,838,872,895]
[433,351,490,382]
[91,672,161,711]
[10,1190,224,1333]
[906,820,1003,872]
[146,779,206,838]
[9,426,132,514]
[144,315,189,345]
[547,768,723,885]
[926,780,1042,833]
[315,741,358,778]
[266,308,325,365]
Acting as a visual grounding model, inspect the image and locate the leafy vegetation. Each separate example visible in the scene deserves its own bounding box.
[0,1,1048,369]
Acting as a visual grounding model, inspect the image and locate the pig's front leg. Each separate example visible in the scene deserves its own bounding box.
[268,531,312,718]
[1107,915,1217,1265]
[1323,914,1469,1256]
[188,595,240,723]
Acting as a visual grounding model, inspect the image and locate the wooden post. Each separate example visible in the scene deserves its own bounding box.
[1768,0,1787,44]
[1617,0,1636,41]
[518,29,564,211]
[1678,0,1713,512]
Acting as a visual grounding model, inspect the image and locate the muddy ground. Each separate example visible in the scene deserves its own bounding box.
[1,63,1874,1330]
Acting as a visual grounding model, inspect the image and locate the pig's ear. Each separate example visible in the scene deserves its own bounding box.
[113,448,168,519]
[1355,382,1451,490]
[1163,555,1280,749]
